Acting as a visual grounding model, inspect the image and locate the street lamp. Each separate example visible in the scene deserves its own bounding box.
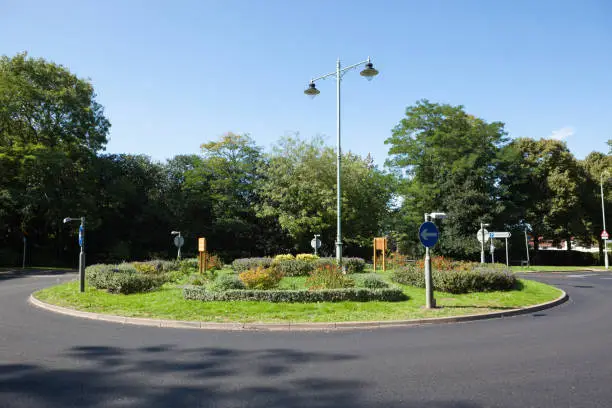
[171,231,182,260]
[424,212,447,308]
[304,57,379,267]
[601,170,610,270]
[63,217,86,292]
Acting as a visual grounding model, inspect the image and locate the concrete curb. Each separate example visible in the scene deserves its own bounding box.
[28,289,569,332]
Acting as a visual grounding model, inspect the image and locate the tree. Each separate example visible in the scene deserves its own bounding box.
[580,151,612,257]
[257,135,395,255]
[385,100,509,258]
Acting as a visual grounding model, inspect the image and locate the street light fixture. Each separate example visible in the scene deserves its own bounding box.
[64,216,86,293]
[304,56,379,267]
[601,170,610,270]
[424,212,446,308]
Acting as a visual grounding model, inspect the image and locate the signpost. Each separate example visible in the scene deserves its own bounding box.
[488,231,512,267]
[602,230,609,240]
[198,238,207,273]
[420,219,440,309]
[171,231,183,260]
[477,225,490,264]
[311,234,321,256]
[63,217,86,292]
[373,237,387,271]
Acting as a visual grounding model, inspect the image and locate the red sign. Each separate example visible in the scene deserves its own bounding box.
[602,230,609,240]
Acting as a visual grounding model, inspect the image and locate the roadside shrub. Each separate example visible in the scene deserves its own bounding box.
[188,273,207,286]
[232,257,273,273]
[343,257,366,273]
[306,264,354,290]
[273,259,315,277]
[184,286,408,302]
[179,258,199,269]
[359,274,389,289]
[208,274,246,292]
[86,263,164,294]
[204,253,223,271]
[390,264,516,294]
[295,253,319,262]
[133,260,178,274]
[274,254,295,262]
[239,266,283,290]
[387,252,413,269]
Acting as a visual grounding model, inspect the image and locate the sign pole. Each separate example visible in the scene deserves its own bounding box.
[424,214,435,309]
[79,217,86,293]
[524,229,530,266]
[22,236,26,269]
[480,223,485,264]
[505,237,509,267]
[490,237,495,264]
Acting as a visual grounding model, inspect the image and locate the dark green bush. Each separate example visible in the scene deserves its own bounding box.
[390,264,516,294]
[231,257,273,272]
[86,263,164,294]
[183,286,407,302]
[273,259,315,276]
[359,274,389,289]
[208,274,245,292]
[313,257,365,273]
[306,264,354,290]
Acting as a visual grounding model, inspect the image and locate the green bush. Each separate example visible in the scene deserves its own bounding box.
[390,264,516,294]
[208,274,246,292]
[183,286,408,303]
[274,254,295,262]
[312,257,365,273]
[187,273,208,286]
[295,253,319,262]
[273,259,315,277]
[232,257,273,272]
[306,264,354,290]
[86,263,164,294]
[133,259,178,274]
[239,266,283,290]
[359,274,389,289]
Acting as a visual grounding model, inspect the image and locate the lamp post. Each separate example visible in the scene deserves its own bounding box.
[63,217,85,292]
[171,231,182,260]
[304,57,379,267]
[601,170,610,270]
[424,212,447,309]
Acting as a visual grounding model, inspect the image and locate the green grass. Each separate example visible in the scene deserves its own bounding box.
[34,272,562,323]
[511,265,606,273]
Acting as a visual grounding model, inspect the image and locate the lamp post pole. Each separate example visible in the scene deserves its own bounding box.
[424,213,434,308]
[602,171,610,270]
[304,57,379,267]
[63,216,86,293]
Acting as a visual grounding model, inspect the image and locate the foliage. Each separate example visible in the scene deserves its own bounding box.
[390,264,516,294]
[359,274,390,289]
[231,257,273,272]
[208,274,246,292]
[274,254,295,261]
[86,263,164,294]
[238,266,283,290]
[272,259,315,277]
[343,257,366,273]
[132,260,178,274]
[295,253,319,261]
[387,252,413,269]
[183,286,407,303]
[306,264,355,290]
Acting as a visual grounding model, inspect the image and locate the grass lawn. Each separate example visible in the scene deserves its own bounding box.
[511,265,606,273]
[34,272,563,323]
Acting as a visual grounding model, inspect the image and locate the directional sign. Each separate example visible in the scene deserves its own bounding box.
[602,230,609,240]
[477,228,490,243]
[174,235,185,248]
[419,222,439,248]
[490,231,511,239]
[78,225,84,247]
[311,238,321,249]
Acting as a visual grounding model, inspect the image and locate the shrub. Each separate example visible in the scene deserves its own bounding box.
[133,260,178,274]
[188,273,208,286]
[295,253,319,262]
[306,264,354,290]
[208,274,246,292]
[232,257,273,273]
[183,286,408,303]
[274,254,295,262]
[387,252,413,269]
[390,264,516,294]
[239,266,283,290]
[343,257,366,273]
[273,259,315,277]
[359,274,389,289]
[86,264,164,294]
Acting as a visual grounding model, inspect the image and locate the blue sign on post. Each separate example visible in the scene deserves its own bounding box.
[419,222,439,248]
[78,225,84,247]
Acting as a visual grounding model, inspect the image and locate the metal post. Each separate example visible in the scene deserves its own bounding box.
[335,59,343,268]
[424,213,435,308]
[22,236,26,269]
[524,229,530,266]
[480,223,485,264]
[602,172,609,270]
[79,217,85,293]
[490,239,495,264]
[177,232,182,261]
[505,237,509,267]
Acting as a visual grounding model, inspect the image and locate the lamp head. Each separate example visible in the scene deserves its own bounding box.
[171,231,179,235]
[304,82,320,99]
[429,212,447,220]
[360,61,379,81]
[63,217,71,224]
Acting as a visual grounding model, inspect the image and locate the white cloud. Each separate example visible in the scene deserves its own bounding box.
[548,127,574,141]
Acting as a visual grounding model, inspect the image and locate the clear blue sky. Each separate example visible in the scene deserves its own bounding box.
[2,0,610,165]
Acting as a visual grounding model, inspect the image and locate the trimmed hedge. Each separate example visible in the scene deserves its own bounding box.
[314,257,366,273]
[232,257,273,272]
[208,274,245,292]
[273,259,315,276]
[86,263,164,294]
[183,286,407,303]
[358,274,389,289]
[391,264,516,294]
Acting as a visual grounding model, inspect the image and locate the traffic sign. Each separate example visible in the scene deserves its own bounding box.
[78,225,84,247]
[174,235,185,248]
[602,230,609,240]
[419,222,439,248]
[477,228,490,243]
[311,238,321,249]
[491,231,511,239]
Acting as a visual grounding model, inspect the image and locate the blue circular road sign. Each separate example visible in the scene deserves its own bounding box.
[419,222,439,248]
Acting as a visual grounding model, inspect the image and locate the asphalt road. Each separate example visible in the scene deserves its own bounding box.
[1,270,611,408]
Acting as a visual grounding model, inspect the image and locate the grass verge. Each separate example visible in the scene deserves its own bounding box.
[34,277,562,324]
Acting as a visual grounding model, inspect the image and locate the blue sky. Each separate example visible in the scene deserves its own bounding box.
[2,0,610,166]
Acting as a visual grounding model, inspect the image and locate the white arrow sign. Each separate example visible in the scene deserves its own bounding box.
[420,229,438,240]
[491,232,511,239]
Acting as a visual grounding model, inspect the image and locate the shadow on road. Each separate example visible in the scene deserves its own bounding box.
[0,345,483,407]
